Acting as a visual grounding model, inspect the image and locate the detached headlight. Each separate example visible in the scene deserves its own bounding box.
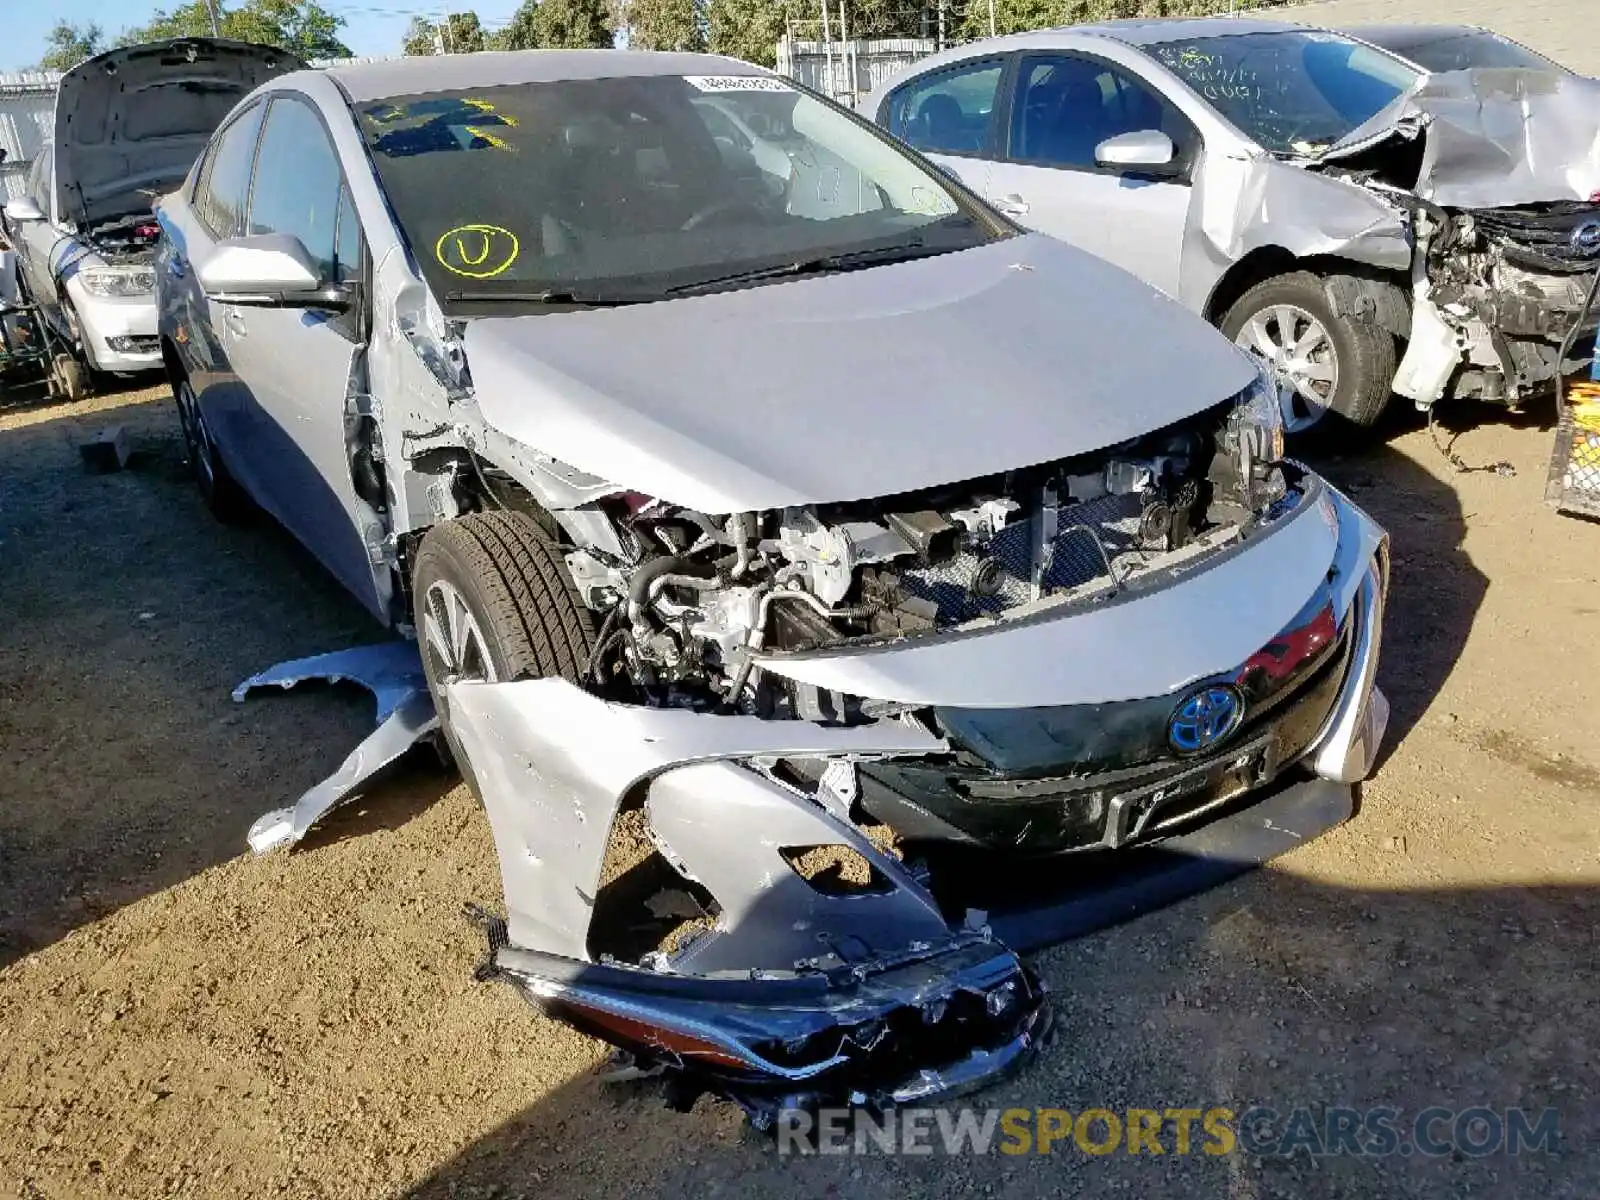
[1232,363,1286,466]
[78,266,156,298]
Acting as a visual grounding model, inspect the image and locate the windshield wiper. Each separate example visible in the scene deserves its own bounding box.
[443,288,644,307]
[665,240,950,297]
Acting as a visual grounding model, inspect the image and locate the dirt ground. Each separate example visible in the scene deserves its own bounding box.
[0,371,1596,1200]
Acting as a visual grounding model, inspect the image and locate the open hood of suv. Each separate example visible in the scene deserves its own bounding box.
[54,38,306,230]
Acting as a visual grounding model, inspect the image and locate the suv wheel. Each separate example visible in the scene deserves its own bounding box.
[1220,272,1396,435]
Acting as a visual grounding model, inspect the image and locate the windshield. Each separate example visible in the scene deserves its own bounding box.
[357,75,997,307]
[1387,31,1564,75]
[1148,31,1420,155]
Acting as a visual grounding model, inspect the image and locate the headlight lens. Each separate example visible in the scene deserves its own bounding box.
[1233,363,1286,465]
[78,266,156,298]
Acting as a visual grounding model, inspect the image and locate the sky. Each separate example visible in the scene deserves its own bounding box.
[8,0,530,71]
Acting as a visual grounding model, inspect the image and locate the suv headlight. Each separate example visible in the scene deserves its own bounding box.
[1232,362,1286,466]
[77,265,156,298]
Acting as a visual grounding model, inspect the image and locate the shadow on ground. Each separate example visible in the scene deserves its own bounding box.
[0,387,451,968]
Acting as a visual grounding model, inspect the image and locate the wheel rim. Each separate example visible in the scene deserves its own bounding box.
[1234,303,1339,433]
[421,579,498,691]
[174,380,214,489]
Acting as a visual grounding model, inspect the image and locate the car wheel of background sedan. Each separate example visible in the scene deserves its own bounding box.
[173,375,249,521]
[411,510,596,766]
[1221,272,1395,436]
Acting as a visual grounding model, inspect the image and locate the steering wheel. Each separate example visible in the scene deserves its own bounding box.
[680,196,769,232]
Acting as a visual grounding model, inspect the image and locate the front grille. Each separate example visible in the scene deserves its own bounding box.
[1475,202,1600,274]
[860,622,1353,853]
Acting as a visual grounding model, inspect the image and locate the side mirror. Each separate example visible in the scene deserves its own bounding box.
[1094,130,1178,172]
[198,233,349,309]
[932,161,963,185]
[4,197,45,223]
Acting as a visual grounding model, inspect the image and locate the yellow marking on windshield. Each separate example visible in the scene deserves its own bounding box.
[463,124,513,150]
[435,223,520,279]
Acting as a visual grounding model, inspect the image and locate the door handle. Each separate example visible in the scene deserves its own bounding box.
[993,193,1030,217]
[222,305,247,338]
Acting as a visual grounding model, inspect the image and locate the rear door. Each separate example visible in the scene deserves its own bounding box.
[174,99,269,489]
[879,57,1009,197]
[226,93,384,619]
[983,52,1197,297]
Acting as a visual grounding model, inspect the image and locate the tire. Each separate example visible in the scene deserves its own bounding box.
[1219,271,1396,437]
[411,510,597,762]
[50,354,87,402]
[172,373,250,521]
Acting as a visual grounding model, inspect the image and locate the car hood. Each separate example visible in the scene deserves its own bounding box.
[55,38,306,230]
[462,235,1259,513]
[1316,67,1600,208]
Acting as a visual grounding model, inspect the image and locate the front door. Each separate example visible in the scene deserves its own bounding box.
[224,94,384,620]
[880,57,1009,199]
[984,53,1196,298]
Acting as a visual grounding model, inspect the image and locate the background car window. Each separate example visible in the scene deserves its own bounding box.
[1397,32,1561,73]
[195,102,266,238]
[888,61,1003,156]
[1011,57,1183,169]
[248,97,343,279]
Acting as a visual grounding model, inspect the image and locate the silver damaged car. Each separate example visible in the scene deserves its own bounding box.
[154,51,1390,1117]
[864,18,1600,435]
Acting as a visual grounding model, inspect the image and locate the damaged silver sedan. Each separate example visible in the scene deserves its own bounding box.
[153,51,1388,1119]
[866,18,1600,433]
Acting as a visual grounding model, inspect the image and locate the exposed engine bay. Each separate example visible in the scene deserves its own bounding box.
[551,399,1289,718]
[79,215,163,266]
[1425,200,1600,402]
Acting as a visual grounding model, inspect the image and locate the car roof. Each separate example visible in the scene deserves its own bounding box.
[318,49,767,102]
[1066,16,1319,46]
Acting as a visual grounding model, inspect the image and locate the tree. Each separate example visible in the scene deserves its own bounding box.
[706,0,789,66]
[401,15,440,54]
[401,11,488,54]
[40,20,106,71]
[503,0,614,49]
[623,0,705,52]
[119,0,352,60]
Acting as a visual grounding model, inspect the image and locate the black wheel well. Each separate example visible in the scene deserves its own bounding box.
[1201,247,1299,326]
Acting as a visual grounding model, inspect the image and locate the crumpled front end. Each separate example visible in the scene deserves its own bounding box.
[445,677,1051,1121]
[440,462,1386,1116]
[1302,68,1600,408]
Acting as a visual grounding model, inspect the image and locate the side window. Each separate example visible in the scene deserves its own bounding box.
[887,60,1005,157]
[247,97,344,279]
[196,102,266,238]
[333,184,362,283]
[1010,56,1192,172]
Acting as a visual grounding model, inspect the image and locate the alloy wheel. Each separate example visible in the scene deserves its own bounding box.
[1234,303,1339,433]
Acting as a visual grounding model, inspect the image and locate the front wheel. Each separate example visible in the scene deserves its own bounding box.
[411,511,596,765]
[1220,271,1396,436]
